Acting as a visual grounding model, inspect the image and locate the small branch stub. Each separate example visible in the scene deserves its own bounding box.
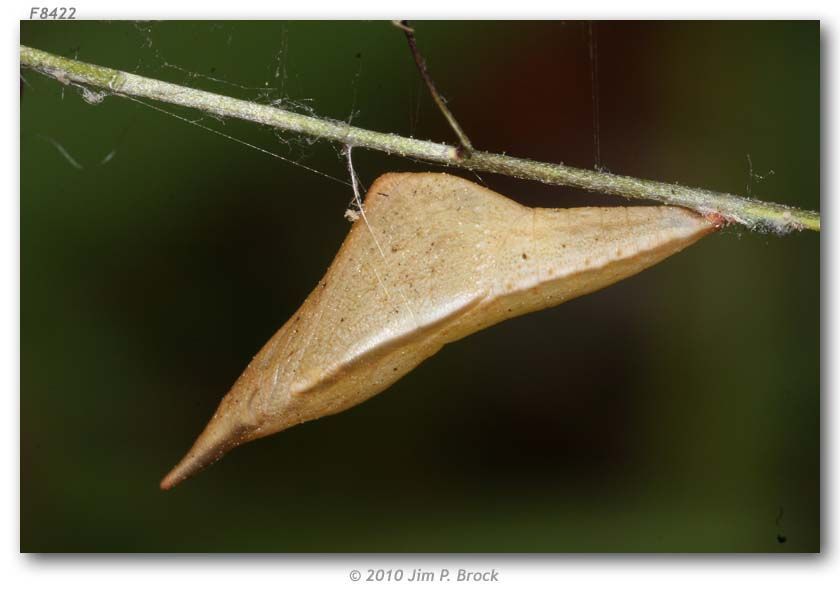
[397,20,475,158]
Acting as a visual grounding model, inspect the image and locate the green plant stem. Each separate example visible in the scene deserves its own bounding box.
[19,45,820,233]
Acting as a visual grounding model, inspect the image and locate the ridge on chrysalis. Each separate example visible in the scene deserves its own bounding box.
[160,172,715,490]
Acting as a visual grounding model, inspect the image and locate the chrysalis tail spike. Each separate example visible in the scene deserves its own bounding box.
[160,412,253,490]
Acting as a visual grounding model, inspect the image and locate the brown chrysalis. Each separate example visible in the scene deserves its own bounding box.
[161,172,715,489]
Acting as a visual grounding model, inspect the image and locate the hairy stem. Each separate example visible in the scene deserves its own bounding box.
[20,45,819,233]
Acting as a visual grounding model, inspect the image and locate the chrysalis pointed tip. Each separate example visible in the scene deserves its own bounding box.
[159,415,253,491]
[159,470,180,491]
[159,448,213,491]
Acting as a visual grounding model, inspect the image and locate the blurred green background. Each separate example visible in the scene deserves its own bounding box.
[20,21,819,552]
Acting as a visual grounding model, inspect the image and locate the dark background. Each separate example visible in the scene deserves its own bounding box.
[20,21,819,552]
